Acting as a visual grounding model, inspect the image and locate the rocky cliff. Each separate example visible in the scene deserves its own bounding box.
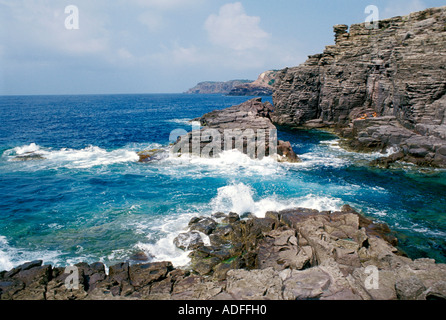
[272,6,446,167]
[228,70,278,96]
[185,79,253,94]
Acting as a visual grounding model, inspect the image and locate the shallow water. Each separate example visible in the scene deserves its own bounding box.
[0,94,445,271]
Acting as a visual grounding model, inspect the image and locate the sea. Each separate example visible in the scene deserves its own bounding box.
[1,94,445,271]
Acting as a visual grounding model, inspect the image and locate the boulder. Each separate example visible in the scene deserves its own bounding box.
[189,217,217,235]
[172,98,300,163]
[129,262,173,289]
[174,231,205,251]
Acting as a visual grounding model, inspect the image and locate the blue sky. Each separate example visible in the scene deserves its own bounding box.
[0,0,444,95]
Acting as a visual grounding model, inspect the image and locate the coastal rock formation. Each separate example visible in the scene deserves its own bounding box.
[228,70,278,96]
[185,80,253,95]
[2,205,446,300]
[272,6,446,167]
[172,98,300,162]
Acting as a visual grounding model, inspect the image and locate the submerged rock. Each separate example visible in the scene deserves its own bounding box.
[137,149,167,163]
[173,231,205,251]
[11,153,45,161]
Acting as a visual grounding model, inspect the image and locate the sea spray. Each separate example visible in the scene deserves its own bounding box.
[3,143,140,169]
[209,183,344,218]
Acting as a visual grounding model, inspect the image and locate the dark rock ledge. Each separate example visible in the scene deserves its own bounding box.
[169,98,300,163]
[2,206,446,300]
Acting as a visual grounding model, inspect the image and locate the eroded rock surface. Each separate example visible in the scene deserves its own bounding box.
[272,6,446,167]
[172,98,300,163]
[3,205,446,300]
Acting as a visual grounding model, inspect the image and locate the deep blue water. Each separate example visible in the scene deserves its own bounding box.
[0,94,445,270]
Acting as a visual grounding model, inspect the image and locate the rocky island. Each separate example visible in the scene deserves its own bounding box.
[171,97,299,163]
[227,70,278,96]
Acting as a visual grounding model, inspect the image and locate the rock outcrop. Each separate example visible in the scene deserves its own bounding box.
[172,98,300,162]
[228,70,278,96]
[272,6,446,167]
[185,80,253,95]
[2,206,446,300]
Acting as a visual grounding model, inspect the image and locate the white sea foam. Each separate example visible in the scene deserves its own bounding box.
[11,142,41,155]
[3,143,140,169]
[133,212,199,267]
[210,183,344,218]
[129,182,345,266]
[322,139,400,160]
[0,235,62,272]
[166,118,200,127]
[164,149,284,177]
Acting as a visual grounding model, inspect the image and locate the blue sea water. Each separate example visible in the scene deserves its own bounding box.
[0,94,445,271]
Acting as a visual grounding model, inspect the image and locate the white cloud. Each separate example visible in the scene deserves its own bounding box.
[382,0,427,18]
[204,2,270,51]
[117,48,134,60]
[138,10,164,32]
[1,1,110,57]
[129,0,204,10]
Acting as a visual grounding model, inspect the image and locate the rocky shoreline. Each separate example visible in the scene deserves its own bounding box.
[3,6,446,302]
[272,6,446,168]
[1,205,446,300]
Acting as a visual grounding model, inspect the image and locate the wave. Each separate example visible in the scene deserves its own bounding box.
[163,149,285,177]
[210,183,344,218]
[131,212,201,268]
[125,182,344,267]
[322,139,400,160]
[2,143,141,169]
[165,118,201,126]
[0,235,62,272]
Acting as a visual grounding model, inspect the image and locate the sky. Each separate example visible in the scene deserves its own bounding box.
[0,0,444,95]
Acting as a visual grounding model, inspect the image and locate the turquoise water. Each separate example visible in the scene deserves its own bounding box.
[0,94,445,270]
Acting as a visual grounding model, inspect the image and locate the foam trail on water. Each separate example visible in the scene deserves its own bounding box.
[3,143,140,169]
[164,149,283,177]
[0,235,62,271]
[11,143,41,155]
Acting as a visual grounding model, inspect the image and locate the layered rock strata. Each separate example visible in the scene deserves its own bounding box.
[272,6,446,167]
[172,98,300,162]
[2,206,446,300]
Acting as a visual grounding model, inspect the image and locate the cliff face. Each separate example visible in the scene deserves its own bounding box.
[272,6,446,167]
[185,80,253,94]
[228,70,278,96]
